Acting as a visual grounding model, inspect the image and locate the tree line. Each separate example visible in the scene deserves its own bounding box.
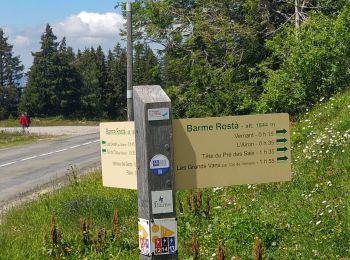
[1,1,350,120]
[0,24,160,120]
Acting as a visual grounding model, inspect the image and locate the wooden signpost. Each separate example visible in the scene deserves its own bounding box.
[100,85,292,259]
[133,85,177,259]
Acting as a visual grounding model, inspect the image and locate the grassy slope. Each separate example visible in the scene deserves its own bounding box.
[0,92,349,259]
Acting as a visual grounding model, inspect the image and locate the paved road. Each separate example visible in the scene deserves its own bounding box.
[0,132,100,207]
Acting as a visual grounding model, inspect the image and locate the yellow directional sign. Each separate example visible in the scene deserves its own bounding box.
[100,122,137,189]
[173,113,292,189]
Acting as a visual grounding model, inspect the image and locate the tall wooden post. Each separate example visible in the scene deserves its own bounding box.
[126,1,134,121]
[133,85,178,259]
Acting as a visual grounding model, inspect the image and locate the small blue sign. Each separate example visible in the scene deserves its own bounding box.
[150,154,170,176]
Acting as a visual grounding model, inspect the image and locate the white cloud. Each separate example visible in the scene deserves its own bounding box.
[6,11,126,71]
[53,11,125,43]
[14,35,31,47]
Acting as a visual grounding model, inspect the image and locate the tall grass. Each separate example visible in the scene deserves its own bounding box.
[0,91,349,258]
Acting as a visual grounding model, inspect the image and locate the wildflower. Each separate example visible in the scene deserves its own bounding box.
[328,210,332,213]
[316,220,321,225]
[322,200,327,204]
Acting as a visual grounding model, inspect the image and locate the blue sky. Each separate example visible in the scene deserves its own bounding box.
[1,0,125,71]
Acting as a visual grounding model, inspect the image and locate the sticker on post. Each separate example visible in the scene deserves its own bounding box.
[151,218,177,255]
[150,154,170,176]
[138,218,151,256]
[148,108,170,121]
[151,190,174,214]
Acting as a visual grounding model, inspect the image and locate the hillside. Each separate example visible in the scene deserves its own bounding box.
[0,91,349,259]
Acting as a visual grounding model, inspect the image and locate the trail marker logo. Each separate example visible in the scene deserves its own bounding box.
[151,190,173,214]
[150,154,170,176]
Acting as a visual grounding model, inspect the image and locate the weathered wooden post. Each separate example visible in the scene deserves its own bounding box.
[133,85,177,259]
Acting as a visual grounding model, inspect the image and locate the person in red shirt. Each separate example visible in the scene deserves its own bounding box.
[19,113,28,133]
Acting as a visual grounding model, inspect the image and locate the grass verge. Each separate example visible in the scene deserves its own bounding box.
[0,117,100,127]
[0,131,54,149]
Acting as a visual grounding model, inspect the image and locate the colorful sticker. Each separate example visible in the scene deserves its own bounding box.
[148,108,170,121]
[151,218,177,255]
[150,154,170,176]
[138,218,151,256]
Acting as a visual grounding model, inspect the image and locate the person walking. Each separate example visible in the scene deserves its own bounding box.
[19,113,28,133]
[24,112,31,130]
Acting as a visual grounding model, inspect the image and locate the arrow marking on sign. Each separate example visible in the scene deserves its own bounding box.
[277,156,288,162]
[276,138,287,143]
[277,147,288,152]
[276,129,287,134]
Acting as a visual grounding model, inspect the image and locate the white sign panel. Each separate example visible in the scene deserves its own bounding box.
[148,108,170,121]
[151,190,174,214]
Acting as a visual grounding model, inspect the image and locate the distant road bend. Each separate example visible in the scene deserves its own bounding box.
[0,126,100,207]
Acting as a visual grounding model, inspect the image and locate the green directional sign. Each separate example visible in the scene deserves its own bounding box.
[277,156,288,161]
[277,147,288,152]
[276,138,287,143]
[276,129,287,134]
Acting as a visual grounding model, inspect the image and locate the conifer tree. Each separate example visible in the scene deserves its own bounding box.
[0,28,24,119]
[105,43,127,119]
[74,47,103,119]
[133,42,160,86]
[0,28,24,87]
[19,24,81,117]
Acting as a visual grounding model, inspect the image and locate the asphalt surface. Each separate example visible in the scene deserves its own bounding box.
[0,132,101,208]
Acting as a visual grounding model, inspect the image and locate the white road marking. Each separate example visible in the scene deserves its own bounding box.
[54,148,68,153]
[21,156,38,161]
[39,152,54,157]
[69,145,81,149]
[0,139,100,168]
[0,161,17,168]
